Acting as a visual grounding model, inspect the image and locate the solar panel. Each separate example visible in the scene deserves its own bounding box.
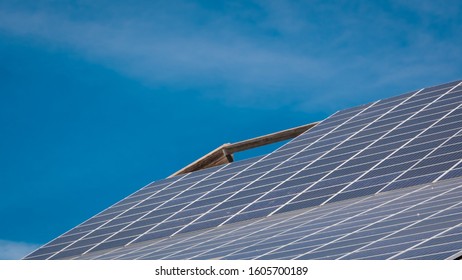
[74,177,462,260]
[24,80,462,260]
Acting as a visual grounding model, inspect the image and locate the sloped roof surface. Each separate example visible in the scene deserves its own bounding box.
[25,80,462,260]
[77,178,462,260]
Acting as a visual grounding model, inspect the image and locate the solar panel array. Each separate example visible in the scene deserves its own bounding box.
[75,177,462,260]
[24,80,462,260]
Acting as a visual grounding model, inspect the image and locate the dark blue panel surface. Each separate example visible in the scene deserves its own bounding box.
[25,80,462,260]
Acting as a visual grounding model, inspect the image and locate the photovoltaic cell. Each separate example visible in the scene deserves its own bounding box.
[72,177,462,260]
[24,80,462,260]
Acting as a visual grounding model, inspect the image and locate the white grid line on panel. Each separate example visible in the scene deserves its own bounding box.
[82,160,462,258]
[327,239,461,260]
[322,82,462,204]
[251,183,428,260]
[27,82,462,260]
[104,218,253,259]
[434,158,462,183]
[127,142,296,245]
[77,244,130,260]
[162,204,312,258]
[130,216,269,260]
[261,134,462,190]
[77,177,462,260]
[288,88,458,146]
[337,211,462,260]
[358,235,462,260]
[286,199,462,257]
[56,163,462,249]
[66,169,458,254]
[291,92,460,147]
[209,139,461,203]
[218,172,449,223]
[26,174,188,256]
[403,247,462,260]
[284,113,456,156]
[185,195,372,260]
[261,113,462,175]
[285,199,462,249]
[125,151,292,243]
[350,227,462,259]
[337,189,462,259]
[416,83,462,99]
[266,89,423,215]
[375,106,462,193]
[290,186,462,260]
[288,93,462,149]
[43,172,190,260]
[296,229,451,260]
[166,183,397,259]
[122,157,268,205]
[214,197,389,247]
[288,96,462,161]
[58,172,221,258]
[246,106,338,156]
[94,218,230,260]
[388,220,462,259]
[290,215,462,259]
[155,215,299,259]
[82,162,232,253]
[216,101,384,224]
[126,174,257,241]
[284,119,462,172]
[129,138,337,244]
[130,176,462,250]
[314,240,461,260]
[446,248,462,260]
[167,101,379,236]
[85,139,461,226]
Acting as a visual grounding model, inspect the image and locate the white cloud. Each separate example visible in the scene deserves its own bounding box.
[0,1,461,111]
[0,240,40,260]
[0,5,335,107]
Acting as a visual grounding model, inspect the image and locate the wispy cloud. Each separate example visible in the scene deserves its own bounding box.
[0,3,331,106]
[0,0,461,111]
[0,240,39,260]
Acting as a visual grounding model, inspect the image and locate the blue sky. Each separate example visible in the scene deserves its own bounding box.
[0,0,461,259]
